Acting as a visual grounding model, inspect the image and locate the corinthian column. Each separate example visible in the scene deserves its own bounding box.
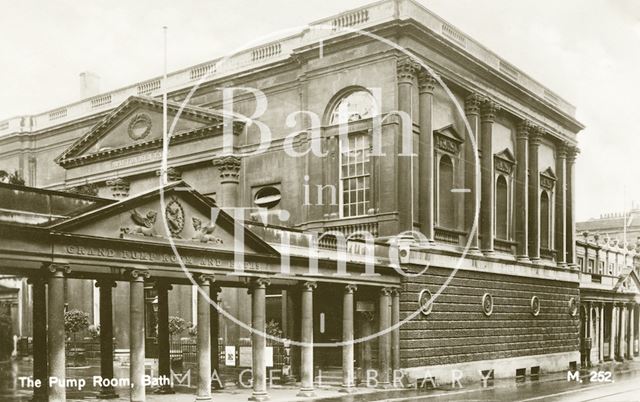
[515,120,531,261]
[213,155,241,207]
[464,94,482,251]
[480,99,500,254]
[396,57,419,232]
[555,143,568,267]
[418,69,436,241]
[528,127,543,261]
[566,146,580,267]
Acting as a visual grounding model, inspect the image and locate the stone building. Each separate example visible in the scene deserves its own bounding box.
[577,204,640,246]
[576,232,639,366]
[0,0,586,400]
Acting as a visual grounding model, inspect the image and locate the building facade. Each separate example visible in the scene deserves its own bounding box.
[576,233,640,367]
[0,0,587,400]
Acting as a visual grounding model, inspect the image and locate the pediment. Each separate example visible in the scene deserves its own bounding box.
[494,148,515,175]
[540,167,557,191]
[615,268,640,294]
[51,182,277,256]
[433,124,463,153]
[56,96,243,168]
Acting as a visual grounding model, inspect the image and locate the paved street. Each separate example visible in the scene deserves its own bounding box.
[2,360,640,401]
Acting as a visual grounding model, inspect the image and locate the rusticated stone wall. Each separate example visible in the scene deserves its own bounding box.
[400,266,580,368]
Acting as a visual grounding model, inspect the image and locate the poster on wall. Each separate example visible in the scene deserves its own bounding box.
[225,346,236,366]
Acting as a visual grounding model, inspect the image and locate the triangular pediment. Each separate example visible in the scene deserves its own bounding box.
[615,268,640,294]
[541,167,556,180]
[51,181,277,256]
[434,124,463,142]
[494,148,515,162]
[540,167,556,191]
[494,148,515,175]
[433,124,463,153]
[56,96,243,168]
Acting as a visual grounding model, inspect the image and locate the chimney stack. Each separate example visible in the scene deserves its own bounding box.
[79,71,100,99]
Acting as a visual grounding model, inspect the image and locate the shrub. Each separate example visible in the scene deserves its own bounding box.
[168,316,187,339]
[64,309,90,366]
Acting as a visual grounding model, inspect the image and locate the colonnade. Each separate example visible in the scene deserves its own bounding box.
[583,301,638,366]
[395,56,578,266]
[31,264,401,401]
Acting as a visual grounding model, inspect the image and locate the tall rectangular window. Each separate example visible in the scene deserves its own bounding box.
[340,133,371,217]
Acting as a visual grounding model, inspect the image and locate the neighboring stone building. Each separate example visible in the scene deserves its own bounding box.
[576,232,639,367]
[0,0,587,400]
[577,204,640,246]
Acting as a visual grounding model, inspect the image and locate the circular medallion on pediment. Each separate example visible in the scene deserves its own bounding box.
[165,197,185,237]
[418,289,433,316]
[531,296,541,317]
[128,113,152,141]
[482,293,494,316]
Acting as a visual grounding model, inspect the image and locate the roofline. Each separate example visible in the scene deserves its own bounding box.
[0,0,581,136]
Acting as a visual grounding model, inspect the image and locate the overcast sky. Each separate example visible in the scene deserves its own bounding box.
[0,0,638,221]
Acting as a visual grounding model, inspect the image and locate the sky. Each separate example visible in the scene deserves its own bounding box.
[0,0,638,221]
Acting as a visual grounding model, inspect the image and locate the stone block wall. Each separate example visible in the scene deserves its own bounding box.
[400,266,580,368]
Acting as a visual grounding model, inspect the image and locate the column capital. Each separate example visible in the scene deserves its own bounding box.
[390,288,401,296]
[248,277,271,291]
[567,146,580,162]
[195,274,216,285]
[557,142,569,159]
[464,93,483,116]
[529,126,544,145]
[125,269,150,281]
[417,69,436,94]
[95,279,117,289]
[344,284,357,293]
[517,120,533,138]
[155,166,182,182]
[301,281,317,291]
[396,57,420,83]
[380,287,394,296]
[43,263,71,275]
[480,99,500,121]
[213,155,241,181]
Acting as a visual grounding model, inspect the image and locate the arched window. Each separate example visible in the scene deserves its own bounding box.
[540,191,550,248]
[332,90,375,218]
[329,90,376,125]
[496,175,508,239]
[437,155,455,228]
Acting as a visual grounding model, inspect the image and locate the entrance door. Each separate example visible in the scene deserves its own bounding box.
[313,286,342,368]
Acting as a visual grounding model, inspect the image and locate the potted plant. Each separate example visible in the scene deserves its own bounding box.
[64,309,90,367]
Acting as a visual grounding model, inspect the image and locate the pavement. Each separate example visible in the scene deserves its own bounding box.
[2,360,640,401]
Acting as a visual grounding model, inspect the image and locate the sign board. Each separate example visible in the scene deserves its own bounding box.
[239,346,252,367]
[266,346,273,368]
[225,346,236,366]
[356,300,375,312]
